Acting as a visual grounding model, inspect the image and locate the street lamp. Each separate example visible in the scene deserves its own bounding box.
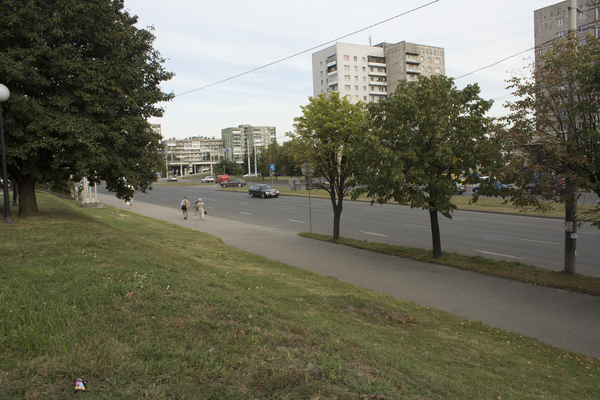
[0,83,13,224]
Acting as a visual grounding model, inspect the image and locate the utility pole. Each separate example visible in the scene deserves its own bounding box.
[564,0,578,274]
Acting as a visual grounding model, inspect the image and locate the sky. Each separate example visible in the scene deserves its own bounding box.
[124,0,560,142]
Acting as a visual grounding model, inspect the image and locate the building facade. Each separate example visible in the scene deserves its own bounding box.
[312,41,445,103]
[163,136,224,176]
[221,125,277,162]
[534,0,599,60]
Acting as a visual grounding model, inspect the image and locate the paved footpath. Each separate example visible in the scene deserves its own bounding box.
[96,193,600,358]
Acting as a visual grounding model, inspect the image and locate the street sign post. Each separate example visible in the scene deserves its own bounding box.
[301,162,315,234]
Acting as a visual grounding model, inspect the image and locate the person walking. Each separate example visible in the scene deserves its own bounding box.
[194,198,206,221]
[181,196,190,220]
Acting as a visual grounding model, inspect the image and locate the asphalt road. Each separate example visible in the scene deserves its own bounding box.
[124,182,600,277]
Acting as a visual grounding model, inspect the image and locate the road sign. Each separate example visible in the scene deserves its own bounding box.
[270,164,275,171]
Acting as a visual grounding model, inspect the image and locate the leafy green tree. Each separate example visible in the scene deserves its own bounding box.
[289,92,366,240]
[0,0,174,215]
[214,160,244,176]
[352,75,494,258]
[500,36,600,222]
[278,140,303,176]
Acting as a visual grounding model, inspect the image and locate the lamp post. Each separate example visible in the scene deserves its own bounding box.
[0,83,13,224]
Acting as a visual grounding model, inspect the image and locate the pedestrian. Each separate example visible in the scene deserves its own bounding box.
[129,196,134,210]
[194,198,206,221]
[181,196,190,220]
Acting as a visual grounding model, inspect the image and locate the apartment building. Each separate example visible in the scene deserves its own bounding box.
[312,41,445,103]
[221,125,277,162]
[163,136,224,176]
[534,0,599,59]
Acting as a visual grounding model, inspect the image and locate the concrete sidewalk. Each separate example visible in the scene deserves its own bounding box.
[96,193,600,358]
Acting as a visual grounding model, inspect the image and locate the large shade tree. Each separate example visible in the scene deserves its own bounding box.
[0,0,174,215]
[351,75,495,258]
[289,92,366,240]
[497,35,600,274]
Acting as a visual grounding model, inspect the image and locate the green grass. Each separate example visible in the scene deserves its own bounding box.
[299,233,600,297]
[0,192,599,398]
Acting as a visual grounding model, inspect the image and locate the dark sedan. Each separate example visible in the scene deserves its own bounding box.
[312,178,330,189]
[248,184,279,198]
[220,178,247,187]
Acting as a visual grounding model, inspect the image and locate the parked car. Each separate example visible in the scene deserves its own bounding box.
[312,178,330,189]
[221,178,247,187]
[201,176,215,183]
[455,183,467,194]
[215,174,230,184]
[472,181,514,194]
[248,184,280,198]
[524,173,566,195]
[166,175,178,182]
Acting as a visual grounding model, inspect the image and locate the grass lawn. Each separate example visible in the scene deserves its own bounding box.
[0,192,598,399]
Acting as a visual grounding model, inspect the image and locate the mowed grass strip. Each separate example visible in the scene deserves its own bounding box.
[0,192,598,399]
[300,233,600,297]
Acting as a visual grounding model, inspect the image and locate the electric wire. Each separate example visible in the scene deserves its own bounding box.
[174,0,440,97]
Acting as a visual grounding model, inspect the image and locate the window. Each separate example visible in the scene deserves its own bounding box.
[344,65,350,71]
[579,38,588,46]
[363,86,367,91]
[344,75,350,81]
[435,58,440,64]
[343,55,350,61]
[578,11,587,20]
[355,95,359,100]
[362,57,366,62]
[362,66,366,72]
[345,85,351,91]
[364,96,367,101]
[363,76,366,82]
[355,85,358,91]
[579,25,589,33]
[557,17,565,26]
[320,80,323,86]
[557,31,566,38]
[435,68,440,73]
[428,67,432,72]
[354,76,358,81]
[353,56,358,61]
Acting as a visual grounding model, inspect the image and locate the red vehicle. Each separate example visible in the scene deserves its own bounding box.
[215,174,230,184]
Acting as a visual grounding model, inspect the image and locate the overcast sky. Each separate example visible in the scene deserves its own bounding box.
[125,0,560,142]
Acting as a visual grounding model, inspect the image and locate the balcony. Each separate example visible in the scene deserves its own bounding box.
[406,59,421,65]
[406,70,421,75]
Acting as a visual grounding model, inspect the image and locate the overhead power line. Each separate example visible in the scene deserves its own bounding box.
[175,0,440,97]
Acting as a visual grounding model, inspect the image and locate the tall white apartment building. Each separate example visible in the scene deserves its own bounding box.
[163,136,224,176]
[312,41,445,103]
[534,0,599,60]
[221,125,277,163]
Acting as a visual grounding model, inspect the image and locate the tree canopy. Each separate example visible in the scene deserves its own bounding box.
[0,0,174,215]
[289,92,366,240]
[499,35,600,224]
[352,75,494,258]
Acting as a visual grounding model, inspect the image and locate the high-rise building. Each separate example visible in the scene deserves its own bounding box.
[221,125,277,162]
[534,0,599,60]
[163,136,224,176]
[312,41,445,103]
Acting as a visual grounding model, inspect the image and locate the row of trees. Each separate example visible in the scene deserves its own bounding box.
[288,36,600,268]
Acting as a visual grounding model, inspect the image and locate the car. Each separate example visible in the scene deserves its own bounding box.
[201,176,215,183]
[248,184,279,198]
[220,178,247,187]
[524,174,566,195]
[166,175,178,182]
[312,178,330,189]
[472,181,514,194]
[455,183,467,194]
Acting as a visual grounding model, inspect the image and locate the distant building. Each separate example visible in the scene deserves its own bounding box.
[312,41,445,103]
[534,0,599,61]
[221,125,277,162]
[162,136,224,176]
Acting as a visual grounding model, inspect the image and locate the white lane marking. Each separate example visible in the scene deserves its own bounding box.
[289,219,306,224]
[520,238,559,245]
[474,250,524,260]
[405,224,428,229]
[240,212,251,215]
[558,229,597,235]
[361,231,388,237]
[366,209,382,212]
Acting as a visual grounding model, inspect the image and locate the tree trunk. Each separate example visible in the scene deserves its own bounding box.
[17,177,38,216]
[331,192,343,241]
[429,210,442,259]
